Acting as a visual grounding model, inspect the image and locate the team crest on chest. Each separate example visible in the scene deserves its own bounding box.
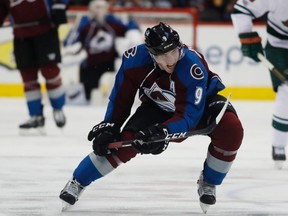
[142,83,176,112]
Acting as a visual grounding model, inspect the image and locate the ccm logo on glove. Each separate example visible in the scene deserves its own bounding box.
[165,132,187,140]
[92,122,115,132]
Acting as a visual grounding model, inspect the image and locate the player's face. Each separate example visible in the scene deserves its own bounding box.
[153,48,179,74]
[89,0,108,22]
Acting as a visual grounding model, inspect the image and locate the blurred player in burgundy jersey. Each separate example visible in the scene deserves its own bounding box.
[63,0,142,103]
[59,22,244,213]
[0,0,68,134]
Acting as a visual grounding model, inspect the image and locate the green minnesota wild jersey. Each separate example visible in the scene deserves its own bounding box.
[231,0,288,49]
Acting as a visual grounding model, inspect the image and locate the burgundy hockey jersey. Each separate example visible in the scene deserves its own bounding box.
[0,0,66,38]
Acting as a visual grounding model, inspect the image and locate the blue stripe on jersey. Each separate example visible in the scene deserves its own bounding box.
[73,155,104,186]
[203,161,227,185]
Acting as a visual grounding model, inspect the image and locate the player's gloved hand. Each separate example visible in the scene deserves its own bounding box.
[239,31,263,62]
[88,122,120,156]
[132,124,169,155]
[51,2,68,25]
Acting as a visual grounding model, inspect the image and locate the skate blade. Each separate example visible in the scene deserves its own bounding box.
[19,127,46,136]
[61,201,71,212]
[200,202,210,214]
[274,161,284,170]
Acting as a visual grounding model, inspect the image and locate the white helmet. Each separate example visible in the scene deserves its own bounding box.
[88,0,109,23]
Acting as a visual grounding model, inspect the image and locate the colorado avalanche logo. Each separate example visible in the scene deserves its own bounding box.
[190,64,204,80]
[142,83,176,112]
[124,47,137,58]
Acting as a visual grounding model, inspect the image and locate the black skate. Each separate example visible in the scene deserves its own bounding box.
[53,109,66,128]
[60,178,85,210]
[197,171,216,213]
[272,146,286,169]
[19,115,45,135]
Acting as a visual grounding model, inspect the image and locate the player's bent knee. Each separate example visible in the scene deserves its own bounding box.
[211,111,244,151]
[114,131,138,164]
[40,64,60,79]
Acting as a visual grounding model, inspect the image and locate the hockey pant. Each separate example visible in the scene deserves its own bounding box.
[73,95,243,187]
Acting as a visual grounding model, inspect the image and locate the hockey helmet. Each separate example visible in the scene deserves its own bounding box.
[145,22,182,56]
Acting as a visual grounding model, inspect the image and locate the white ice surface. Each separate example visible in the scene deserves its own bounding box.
[0,98,288,216]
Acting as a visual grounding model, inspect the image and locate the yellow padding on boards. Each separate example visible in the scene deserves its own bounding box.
[220,87,275,100]
[0,84,276,100]
[0,84,46,97]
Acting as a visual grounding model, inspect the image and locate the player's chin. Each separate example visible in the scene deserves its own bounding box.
[165,66,175,73]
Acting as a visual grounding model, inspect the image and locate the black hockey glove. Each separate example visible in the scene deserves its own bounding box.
[88,122,120,156]
[239,31,263,62]
[132,124,169,155]
[51,2,67,26]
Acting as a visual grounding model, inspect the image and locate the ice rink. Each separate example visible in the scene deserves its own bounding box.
[1,97,288,216]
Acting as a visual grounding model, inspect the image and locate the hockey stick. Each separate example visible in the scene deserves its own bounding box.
[108,93,231,149]
[257,53,287,83]
[2,18,52,28]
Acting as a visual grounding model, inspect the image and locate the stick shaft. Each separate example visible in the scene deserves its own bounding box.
[108,93,231,149]
[257,53,286,82]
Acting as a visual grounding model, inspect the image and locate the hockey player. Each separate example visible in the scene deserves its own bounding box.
[0,0,68,134]
[231,0,288,169]
[63,0,142,103]
[59,22,244,213]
